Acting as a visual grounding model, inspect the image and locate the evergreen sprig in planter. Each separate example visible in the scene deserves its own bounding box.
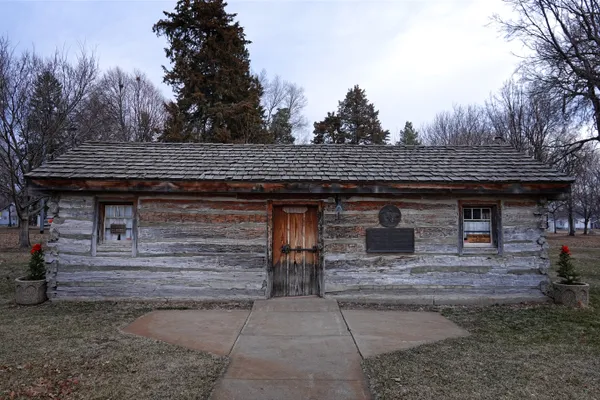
[553,245,589,307]
[15,243,48,305]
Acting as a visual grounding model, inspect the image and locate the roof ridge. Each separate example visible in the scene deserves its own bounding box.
[81,141,517,149]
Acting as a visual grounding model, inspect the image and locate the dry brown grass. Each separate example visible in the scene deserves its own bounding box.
[0,302,228,400]
[0,227,46,251]
[3,229,600,399]
[363,234,600,400]
[0,229,233,399]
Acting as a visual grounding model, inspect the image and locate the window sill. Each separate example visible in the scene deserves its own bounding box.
[461,246,499,255]
[95,241,134,257]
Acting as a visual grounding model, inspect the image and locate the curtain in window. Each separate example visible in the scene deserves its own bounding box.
[104,205,133,241]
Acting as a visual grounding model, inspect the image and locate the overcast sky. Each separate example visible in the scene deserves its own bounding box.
[1,0,523,141]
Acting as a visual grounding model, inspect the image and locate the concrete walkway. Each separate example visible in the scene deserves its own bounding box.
[123,297,469,400]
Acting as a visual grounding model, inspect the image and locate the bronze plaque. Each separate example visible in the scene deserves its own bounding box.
[378,205,401,227]
[110,224,127,234]
[366,228,414,253]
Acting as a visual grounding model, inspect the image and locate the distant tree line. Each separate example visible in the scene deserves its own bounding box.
[3,0,600,247]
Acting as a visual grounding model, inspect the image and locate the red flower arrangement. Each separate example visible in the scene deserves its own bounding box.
[557,244,579,284]
[30,243,42,255]
[28,243,45,280]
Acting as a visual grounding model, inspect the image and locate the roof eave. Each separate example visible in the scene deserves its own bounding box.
[27,177,572,198]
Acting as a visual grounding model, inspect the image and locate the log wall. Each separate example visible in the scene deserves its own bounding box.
[322,196,549,298]
[45,194,268,300]
[44,193,549,301]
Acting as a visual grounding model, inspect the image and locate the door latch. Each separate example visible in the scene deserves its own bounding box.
[281,244,318,254]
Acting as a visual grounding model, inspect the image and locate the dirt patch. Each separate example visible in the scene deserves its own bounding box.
[547,231,600,249]
[0,227,46,251]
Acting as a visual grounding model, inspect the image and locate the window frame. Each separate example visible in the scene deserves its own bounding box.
[458,201,502,255]
[462,206,494,247]
[92,198,138,257]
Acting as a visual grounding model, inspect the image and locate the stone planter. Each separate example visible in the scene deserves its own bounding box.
[552,281,589,307]
[15,277,48,305]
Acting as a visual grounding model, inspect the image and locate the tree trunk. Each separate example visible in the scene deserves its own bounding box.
[584,217,589,235]
[8,206,12,227]
[567,195,575,236]
[19,216,30,248]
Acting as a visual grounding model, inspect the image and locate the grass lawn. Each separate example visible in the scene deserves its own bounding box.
[363,233,600,400]
[2,229,600,399]
[0,229,233,400]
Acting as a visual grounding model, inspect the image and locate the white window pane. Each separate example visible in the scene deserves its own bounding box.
[103,204,134,242]
[464,220,491,243]
[465,221,490,232]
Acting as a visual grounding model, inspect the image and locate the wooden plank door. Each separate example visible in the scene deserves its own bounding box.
[272,206,319,297]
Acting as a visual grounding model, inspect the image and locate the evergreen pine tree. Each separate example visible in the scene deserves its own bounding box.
[154,0,266,143]
[311,85,389,144]
[269,108,295,144]
[338,85,389,144]
[397,121,421,145]
[160,101,189,142]
[312,112,344,144]
[28,70,64,161]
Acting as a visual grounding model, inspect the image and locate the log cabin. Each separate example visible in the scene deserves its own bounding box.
[26,142,573,304]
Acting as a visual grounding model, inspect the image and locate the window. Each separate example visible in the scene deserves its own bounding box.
[101,204,133,242]
[463,207,493,247]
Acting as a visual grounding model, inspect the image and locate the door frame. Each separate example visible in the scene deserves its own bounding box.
[266,200,324,298]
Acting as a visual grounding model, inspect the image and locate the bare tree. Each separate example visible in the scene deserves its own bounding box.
[258,70,308,140]
[486,79,571,162]
[98,67,130,141]
[87,67,166,142]
[284,82,308,133]
[0,37,97,247]
[547,200,565,233]
[495,0,600,152]
[70,89,114,144]
[573,148,600,234]
[551,138,591,235]
[421,104,494,145]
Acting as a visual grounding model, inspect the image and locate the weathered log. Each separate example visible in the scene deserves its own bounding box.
[137,239,266,256]
[138,223,265,241]
[58,253,266,270]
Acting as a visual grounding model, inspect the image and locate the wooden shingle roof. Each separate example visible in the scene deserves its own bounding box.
[27,142,572,184]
